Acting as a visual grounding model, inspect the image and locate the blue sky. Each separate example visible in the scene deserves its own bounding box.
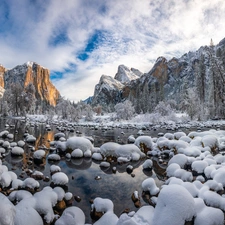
[0,0,225,101]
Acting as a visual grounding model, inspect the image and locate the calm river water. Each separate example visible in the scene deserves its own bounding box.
[0,118,217,223]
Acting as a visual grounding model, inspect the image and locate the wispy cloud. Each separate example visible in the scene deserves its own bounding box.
[0,0,225,101]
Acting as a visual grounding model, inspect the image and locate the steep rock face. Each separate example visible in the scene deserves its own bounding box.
[3,62,60,106]
[91,75,124,110]
[0,65,6,88]
[0,65,6,97]
[92,37,225,117]
[114,65,142,84]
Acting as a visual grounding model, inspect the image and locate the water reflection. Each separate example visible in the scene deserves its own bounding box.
[0,118,168,223]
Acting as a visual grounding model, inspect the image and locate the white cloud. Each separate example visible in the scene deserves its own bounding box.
[0,0,225,102]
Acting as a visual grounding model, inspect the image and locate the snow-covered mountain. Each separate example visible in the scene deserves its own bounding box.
[92,37,225,118]
[0,62,60,106]
[114,65,142,84]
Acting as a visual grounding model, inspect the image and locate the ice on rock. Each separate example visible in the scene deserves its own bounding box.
[0,193,16,225]
[55,206,85,225]
[152,184,195,225]
[142,178,159,195]
[52,172,69,185]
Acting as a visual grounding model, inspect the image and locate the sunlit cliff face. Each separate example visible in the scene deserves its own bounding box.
[24,63,60,106]
[0,62,60,106]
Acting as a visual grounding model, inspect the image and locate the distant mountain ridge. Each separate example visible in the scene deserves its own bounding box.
[91,37,225,118]
[0,62,60,106]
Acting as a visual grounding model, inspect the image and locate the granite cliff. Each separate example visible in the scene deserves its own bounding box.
[92,37,225,117]
[1,62,60,106]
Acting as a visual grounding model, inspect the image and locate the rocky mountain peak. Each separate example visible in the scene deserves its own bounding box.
[1,62,60,106]
[114,64,141,84]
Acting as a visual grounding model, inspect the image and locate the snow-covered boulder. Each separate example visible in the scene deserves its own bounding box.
[142,178,159,195]
[55,206,85,225]
[152,184,195,225]
[11,147,24,156]
[52,172,69,186]
[134,136,153,153]
[0,193,16,225]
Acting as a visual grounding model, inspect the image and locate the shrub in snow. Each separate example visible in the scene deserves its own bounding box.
[173,131,186,140]
[142,159,153,170]
[11,147,24,156]
[134,136,153,153]
[71,148,83,158]
[142,178,159,196]
[191,160,208,174]
[0,193,16,225]
[201,135,218,152]
[179,135,192,143]
[164,133,174,140]
[152,184,195,225]
[52,172,69,186]
[55,206,85,225]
